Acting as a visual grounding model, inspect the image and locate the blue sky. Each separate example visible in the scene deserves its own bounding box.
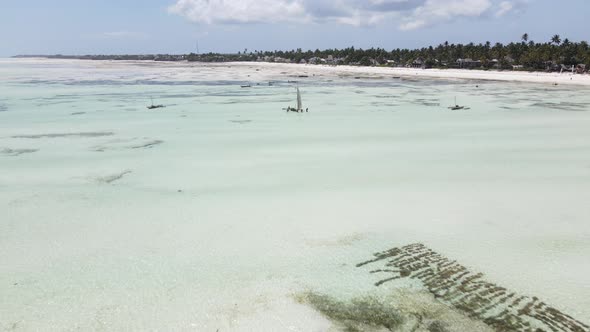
[1,0,588,57]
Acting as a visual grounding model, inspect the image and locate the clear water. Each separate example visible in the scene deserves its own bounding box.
[1,58,589,331]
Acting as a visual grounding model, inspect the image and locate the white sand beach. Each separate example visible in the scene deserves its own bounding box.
[5,58,590,86]
[255,62,590,86]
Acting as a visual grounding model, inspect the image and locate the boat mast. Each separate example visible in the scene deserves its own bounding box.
[296,87,302,111]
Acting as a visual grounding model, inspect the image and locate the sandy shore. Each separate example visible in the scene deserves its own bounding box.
[4,57,590,86]
[239,61,590,86]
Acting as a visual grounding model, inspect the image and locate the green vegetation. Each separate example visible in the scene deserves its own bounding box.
[187,34,590,72]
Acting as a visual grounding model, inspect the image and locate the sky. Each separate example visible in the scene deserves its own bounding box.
[1,0,589,57]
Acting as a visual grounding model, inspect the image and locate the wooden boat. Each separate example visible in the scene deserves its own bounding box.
[286,87,308,113]
[448,97,470,110]
[147,97,165,109]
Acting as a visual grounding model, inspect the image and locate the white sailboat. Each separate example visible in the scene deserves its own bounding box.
[448,96,469,110]
[286,86,307,112]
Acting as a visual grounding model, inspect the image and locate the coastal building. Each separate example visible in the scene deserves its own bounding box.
[326,56,344,65]
[457,58,482,68]
[308,57,325,65]
[411,58,424,68]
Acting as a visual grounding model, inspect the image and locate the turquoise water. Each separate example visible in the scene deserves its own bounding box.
[1,59,589,331]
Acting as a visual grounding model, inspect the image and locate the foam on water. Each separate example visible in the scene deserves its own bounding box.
[1,58,589,331]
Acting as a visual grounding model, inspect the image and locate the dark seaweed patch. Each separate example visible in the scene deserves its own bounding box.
[358,243,589,332]
[412,98,441,107]
[297,290,491,332]
[298,292,405,332]
[95,170,132,184]
[1,148,38,156]
[531,102,589,111]
[12,132,114,139]
[129,140,163,149]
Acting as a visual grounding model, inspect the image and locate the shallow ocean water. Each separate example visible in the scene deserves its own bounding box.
[1,59,589,331]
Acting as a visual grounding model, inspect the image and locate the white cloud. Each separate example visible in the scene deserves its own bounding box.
[496,1,514,16]
[400,0,492,30]
[99,31,148,40]
[168,0,307,24]
[169,0,527,29]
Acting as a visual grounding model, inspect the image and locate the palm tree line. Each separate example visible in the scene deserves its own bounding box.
[187,34,589,71]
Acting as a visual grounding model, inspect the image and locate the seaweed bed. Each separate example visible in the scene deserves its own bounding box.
[91,138,163,151]
[229,120,253,124]
[298,292,406,332]
[297,288,494,332]
[95,170,132,184]
[12,132,114,139]
[129,140,163,149]
[0,148,38,156]
[355,243,589,332]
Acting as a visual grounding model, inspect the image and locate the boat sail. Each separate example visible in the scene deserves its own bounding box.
[296,87,302,111]
[285,86,308,113]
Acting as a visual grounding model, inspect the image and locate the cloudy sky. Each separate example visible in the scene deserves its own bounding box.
[1,0,588,56]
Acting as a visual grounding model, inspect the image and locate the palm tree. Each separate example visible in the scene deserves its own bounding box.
[521,33,529,42]
[551,35,561,45]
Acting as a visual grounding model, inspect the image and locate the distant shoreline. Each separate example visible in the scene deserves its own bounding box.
[230,61,590,86]
[5,57,590,86]
[266,62,590,86]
